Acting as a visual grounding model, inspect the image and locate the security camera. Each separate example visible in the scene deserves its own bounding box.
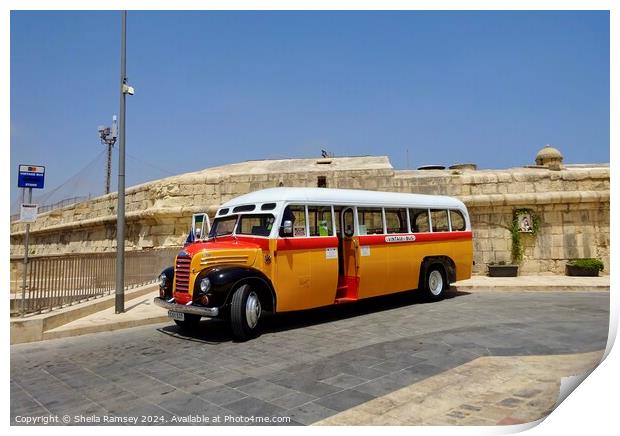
[122,84,135,95]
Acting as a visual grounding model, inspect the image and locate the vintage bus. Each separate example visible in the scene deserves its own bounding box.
[154,187,473,340]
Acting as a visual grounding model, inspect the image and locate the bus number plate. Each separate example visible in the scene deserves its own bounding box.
[168,311,184,321]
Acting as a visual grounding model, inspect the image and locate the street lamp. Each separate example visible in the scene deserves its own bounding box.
[116,10,134,314]
[98,115,118,195]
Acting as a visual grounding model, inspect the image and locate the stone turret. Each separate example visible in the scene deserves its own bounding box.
[535,145,563,170]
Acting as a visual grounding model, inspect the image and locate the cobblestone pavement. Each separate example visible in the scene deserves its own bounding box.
[315,350,604,425]
[11,290,609,426]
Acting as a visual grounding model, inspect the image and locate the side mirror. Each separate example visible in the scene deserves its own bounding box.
[282,220,293,236]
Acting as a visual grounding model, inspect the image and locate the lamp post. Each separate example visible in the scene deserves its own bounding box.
[116,10,134,314]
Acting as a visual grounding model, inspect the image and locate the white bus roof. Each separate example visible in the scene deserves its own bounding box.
[220,187,466,210]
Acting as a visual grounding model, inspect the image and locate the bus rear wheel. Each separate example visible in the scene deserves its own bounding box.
[423,265,446,301]
[231,283,262,341]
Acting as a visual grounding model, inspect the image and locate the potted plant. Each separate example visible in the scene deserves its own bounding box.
[566,258,604,277]
[488,260,519,277]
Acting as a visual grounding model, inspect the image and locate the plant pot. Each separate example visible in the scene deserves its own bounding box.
[488,265,519,277]
[565,264,600,277]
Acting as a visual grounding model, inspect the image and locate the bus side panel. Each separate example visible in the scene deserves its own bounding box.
[415,236,473,284]
[357,233,473,298]
[309,244,339,306]
[386,241,416,294]
[453,238,473,281]
[274,238,338,312]
[357,236,388,299]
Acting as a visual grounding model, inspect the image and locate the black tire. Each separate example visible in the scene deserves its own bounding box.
[174,313,201,331]
[423,265,447,301]
[230,283,262,341]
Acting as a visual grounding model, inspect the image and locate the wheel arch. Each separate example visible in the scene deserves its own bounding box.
[418,256,456,290]
[229,275,276,313]
[204,267,277,313]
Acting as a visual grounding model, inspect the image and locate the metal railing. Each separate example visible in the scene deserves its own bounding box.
[10,248,180,316]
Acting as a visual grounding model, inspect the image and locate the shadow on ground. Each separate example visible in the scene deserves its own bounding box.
[157,287,471,344]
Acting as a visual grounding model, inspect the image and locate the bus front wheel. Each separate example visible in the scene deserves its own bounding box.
[231,283,262,341]
[423,265,446,301]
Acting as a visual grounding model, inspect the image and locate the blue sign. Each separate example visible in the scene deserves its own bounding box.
[18,164,45,189]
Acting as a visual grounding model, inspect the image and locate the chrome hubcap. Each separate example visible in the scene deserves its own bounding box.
[245,291,261,329]
[429,270,443,296]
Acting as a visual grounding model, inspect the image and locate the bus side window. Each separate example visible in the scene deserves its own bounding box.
[430,209,450,232]
[358,208,383,235]
[385,208,408,234]
[334,207,342,236]
[308,206,334,237]
[450,210,466,231]
[410,208,430,232]
[280,205,306,237]
[343,209,354,237]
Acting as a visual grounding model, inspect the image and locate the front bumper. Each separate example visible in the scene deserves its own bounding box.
[153,297,219,317]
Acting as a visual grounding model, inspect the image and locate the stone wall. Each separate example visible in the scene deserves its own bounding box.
[10,156,610,275]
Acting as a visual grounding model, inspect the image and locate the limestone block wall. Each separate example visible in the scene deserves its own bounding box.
[10,157,610,275]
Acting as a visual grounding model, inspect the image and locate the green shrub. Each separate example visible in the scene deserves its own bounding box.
[567,258,604,272]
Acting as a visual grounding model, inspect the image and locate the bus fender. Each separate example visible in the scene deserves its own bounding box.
[196,266,276,312]
[158,266,174,299]
[418,256,456,290]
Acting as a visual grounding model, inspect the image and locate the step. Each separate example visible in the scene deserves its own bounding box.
[335,297,358,304]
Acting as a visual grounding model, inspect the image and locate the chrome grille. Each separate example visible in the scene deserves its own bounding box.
[174,255,191,293]
[200,254,249,267]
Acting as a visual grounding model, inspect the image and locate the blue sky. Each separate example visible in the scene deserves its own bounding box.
[10,10,609,207]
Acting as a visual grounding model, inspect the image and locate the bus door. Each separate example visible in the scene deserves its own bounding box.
[335,207,359,302]
[275,205,338,312]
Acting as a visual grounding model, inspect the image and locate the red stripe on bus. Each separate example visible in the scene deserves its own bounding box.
[358,231,472,246]
[277,237,338,251]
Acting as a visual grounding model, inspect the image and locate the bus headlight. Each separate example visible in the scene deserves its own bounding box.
[158,273,168,288]
[200,277,211,293]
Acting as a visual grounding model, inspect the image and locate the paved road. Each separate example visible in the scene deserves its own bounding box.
[11,290,609,426]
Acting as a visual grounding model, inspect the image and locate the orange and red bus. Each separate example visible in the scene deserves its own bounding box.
[154,187,473,340]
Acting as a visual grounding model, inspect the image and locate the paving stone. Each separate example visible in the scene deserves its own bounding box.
[313,389,375,412]
[225,377,258,388]
[236,379,296,401]
[223,396,288,418]
[193,385,248,406]
[268,391,318,409]
[514,388,543,399]
[266,372,342,397]
[320,373,368,389]
[149,390,222,416]
[371,356,427,372]
[498,397,524,408]
[286,402,338,425]
[460,404,482,412]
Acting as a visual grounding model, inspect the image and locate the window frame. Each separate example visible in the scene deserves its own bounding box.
[384,207,409,234]
[357,207,385,235]
[209,215,239,238]
[448,209,467,232]
[409,208,431,233]
[235,213,276,237]
[280,204,308,238]
[429,209,450,233]
[307,205,336,237]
